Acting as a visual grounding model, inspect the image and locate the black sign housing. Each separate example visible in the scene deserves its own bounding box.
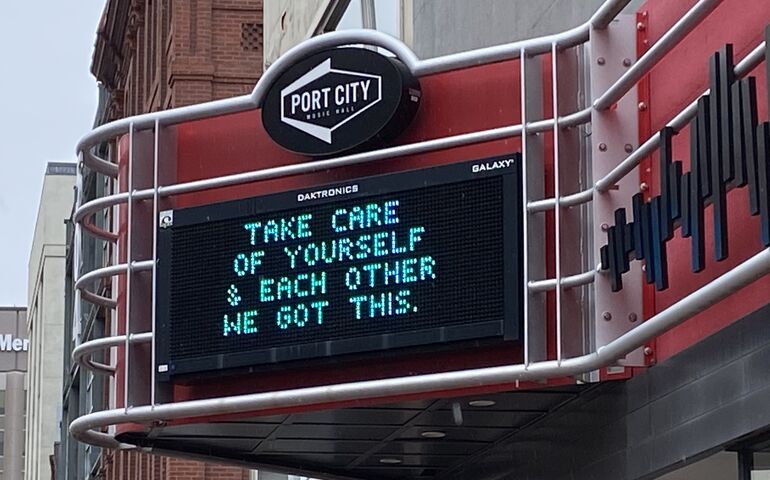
[155,155,523,379]
[262,47,421,156]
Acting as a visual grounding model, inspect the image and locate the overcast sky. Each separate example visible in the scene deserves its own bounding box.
[0,2,103,306]
[0,1,397,307]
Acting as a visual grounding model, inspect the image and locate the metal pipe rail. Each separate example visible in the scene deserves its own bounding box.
[76,0,632,176]
[72,0,723,252]
[76,27,764,304]
[70,247,770,448]
[595,39,767,192]
[72,332,152,376]
[527,38,767,213]
[69,0,762,455]
[68,0,735,346]
[593,0,721,111]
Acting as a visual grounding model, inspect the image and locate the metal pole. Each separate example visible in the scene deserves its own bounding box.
[520,48,531,368]
[361,0,377,30]
[151,119,159,407]
[551,42,564,364]
[590,0,633,29]
[124,123,134,412]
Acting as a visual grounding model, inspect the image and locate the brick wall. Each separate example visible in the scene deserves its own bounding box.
[89,1,263,478]
[101,450,252,480]
[95,0,263,117]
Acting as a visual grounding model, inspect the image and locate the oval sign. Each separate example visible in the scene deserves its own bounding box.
[261,47,421,157]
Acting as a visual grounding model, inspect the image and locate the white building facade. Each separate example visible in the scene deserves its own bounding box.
[26,163,75,480]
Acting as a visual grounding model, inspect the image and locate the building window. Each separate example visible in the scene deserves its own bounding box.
[241,23,262,51]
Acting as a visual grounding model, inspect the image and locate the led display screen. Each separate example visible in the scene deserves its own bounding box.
[156,155,522,378]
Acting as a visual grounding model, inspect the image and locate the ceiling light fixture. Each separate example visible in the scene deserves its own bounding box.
[421,431,446,439]
[468,399,496,407]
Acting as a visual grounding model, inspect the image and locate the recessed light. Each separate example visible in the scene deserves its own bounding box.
[379,458,402,464]
[421,431,446,439]
[468,399,496,407]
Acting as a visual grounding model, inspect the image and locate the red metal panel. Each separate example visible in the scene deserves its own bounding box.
[640,0,770,362]
[173,59,526,208]
[168,59,547,406]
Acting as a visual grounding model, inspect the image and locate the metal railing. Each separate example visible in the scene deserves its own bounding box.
[69,0,770,455]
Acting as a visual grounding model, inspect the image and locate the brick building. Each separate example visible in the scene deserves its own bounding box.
[55,1,263,479]
[92,0,264,119]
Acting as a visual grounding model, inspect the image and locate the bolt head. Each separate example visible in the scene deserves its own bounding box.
[601,223,609,232]
[628,312,638,322]
[644,346,653,356]
[638,102,648,111]
[640,182,649,192]
[637,22,646,31]
[602,311,612,321]
[623,58,633,67]
[598,143,607,152]
[624,144,634,153]
[597,57,606,65]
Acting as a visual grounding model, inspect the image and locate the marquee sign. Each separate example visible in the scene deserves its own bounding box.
[261,47,421,156]
[155,155,522,378]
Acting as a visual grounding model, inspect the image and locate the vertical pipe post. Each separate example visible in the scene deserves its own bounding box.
[552,42,563,364]
[521,49,548,366]
[361,0,377,30]
[124,123,134,411]
[151,119,159,407]
[520,49,530,367]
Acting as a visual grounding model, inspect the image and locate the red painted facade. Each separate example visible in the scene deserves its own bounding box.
[112,0,770,436]
[638,0,770,363]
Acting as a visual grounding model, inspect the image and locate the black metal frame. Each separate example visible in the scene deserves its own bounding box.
[155,155,523,380]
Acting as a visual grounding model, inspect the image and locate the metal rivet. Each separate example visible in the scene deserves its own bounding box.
[628,312,638,323]
[623,58,633,67]
[644,346,653,356]
[597,57,606,65]
[599,143,607,152]
[637,22,646,31]
[638,102,647,111]
[601,223,609,232]
[624,144,634,153]
[640,182,649,192]
[602,311,612,321]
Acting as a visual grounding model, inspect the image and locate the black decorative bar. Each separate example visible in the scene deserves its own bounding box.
[660,127,675,241]
[709,49,729,261]
[731,79,747,188]
[719,44,736,184]
[743,77,760,215]
[758,122,770,246]
[681,172,692,238]
[600,40,770,292]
